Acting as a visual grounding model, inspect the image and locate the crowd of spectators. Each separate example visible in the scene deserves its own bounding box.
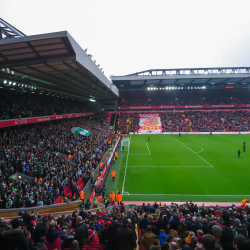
[116,111,250,133]
[0,89,93,120]
[117,113,139,134]
[160,111,250,132]
[118,89,250,107]
[0,114,113,209]
[0,201,250,250]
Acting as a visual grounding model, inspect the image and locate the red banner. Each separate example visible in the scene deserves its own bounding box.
[97,165,107,188]
[0,112,96,128]
[116,104,245,110]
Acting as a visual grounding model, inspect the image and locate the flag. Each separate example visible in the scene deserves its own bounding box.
[71,127,91,137]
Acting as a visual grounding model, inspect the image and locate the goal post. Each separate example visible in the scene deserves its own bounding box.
[121,137,130,151]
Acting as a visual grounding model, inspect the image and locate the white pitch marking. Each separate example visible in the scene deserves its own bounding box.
[122,194,250,196]
[174,138,213,168]
[122,135,131,195]
[185,144,204,153]
[127,166,212,168]
[146,142,151,155]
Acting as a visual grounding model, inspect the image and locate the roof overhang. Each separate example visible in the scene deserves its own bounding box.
[111,68,250,90]
[0,31,118,100]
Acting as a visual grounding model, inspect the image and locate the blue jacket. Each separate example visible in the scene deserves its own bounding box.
[45,228,61,243]
[159,233,167,244]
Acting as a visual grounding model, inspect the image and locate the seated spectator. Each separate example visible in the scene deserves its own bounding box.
[36,237,47,250]
[71,240,81,250]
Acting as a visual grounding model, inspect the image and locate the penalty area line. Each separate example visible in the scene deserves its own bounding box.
[174,138,213,168]
[146,142,151,155]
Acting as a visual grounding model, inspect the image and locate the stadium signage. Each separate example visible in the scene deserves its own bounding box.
[117,104,249,110]
[0,113,95,128]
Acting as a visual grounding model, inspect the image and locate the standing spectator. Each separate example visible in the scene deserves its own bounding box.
[211,225,234,250]
[114,219,136,250]
[45,221,61,250]
[70,240,81,250]
[2,218,29,250]
[139,214,150,230]
[74,216,88,249]
[33,218,49,245]
[140,225,155,250]
[105,214,121,250]
[182,236,198,250]
[202,234,215,250]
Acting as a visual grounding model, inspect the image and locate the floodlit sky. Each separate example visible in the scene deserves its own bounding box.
[1,0,250,79]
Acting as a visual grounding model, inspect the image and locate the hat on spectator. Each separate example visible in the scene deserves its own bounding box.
[90,230,94,235]
[12,218,20,229]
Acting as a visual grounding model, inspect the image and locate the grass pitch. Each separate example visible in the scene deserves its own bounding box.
[117,134,250,202]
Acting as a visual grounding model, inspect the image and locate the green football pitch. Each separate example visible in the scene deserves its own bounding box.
[116,134,250,202]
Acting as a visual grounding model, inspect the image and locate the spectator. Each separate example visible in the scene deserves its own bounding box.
[36,237,47,250]
[63,229,75,248]
[140,225,155,250]
[45,221,61,250]
[182,236,198,250]
[74,216,88,249]
[70,240,81,250]
[150,239,162,250]
[159,229,167,244]
[33,218,49,245]
[233,234,250,250]
[2,218,29,250]
[105,214,121,250]
[88,230,99,244]
[140,214,150,230]
[197,230,203,243]
[114,219,136,250]
[161,242,170,250]
[202,234,215,250]
[211,225,234,250]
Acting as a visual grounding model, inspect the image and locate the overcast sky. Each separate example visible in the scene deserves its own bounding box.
[1,0,250,79]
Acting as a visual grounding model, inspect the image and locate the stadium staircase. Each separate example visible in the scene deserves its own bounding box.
[106,113,112,126]
[110,114,116,127]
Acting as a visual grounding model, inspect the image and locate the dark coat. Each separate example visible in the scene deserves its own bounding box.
[33,222,48,244]
[220,227,234,250]
[74,222,88,249]
[202,222,210,234]
[63,235,75,248]
[105,221,121,250]
[114,226,136,250]
[182,243,197,250]
[191,222,203,236]
[170,215,179,230]
[139,218,150,230]
[2,229,29,250]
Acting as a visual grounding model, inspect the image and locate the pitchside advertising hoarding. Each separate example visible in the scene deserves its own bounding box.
[139,113,162,134]
[117,104,250,110]
[0,113,96,128]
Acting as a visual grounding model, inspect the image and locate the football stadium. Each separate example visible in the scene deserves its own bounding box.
[1,7,250,250]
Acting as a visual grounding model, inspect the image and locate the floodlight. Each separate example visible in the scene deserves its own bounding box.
[13,82,16,86]
[3,80,7,84]
[25,84,27,88]
[154,87,156,90]
[166,87,168,90]
[9,81,12,85]
[21,84,24,87]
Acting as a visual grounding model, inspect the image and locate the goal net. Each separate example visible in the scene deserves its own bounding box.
[121,137,130,151]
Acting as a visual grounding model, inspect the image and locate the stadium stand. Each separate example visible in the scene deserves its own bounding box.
[0,115,114,209]
[117,110,250,133]
[0,88,92,120]
[0,201,250,249]
[118,89,250,107]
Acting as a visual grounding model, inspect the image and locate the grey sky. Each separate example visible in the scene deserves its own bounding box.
[1,0,250,79]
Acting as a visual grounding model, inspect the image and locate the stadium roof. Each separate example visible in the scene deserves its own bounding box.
[111,68,250,91]
[0,31,118,100]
